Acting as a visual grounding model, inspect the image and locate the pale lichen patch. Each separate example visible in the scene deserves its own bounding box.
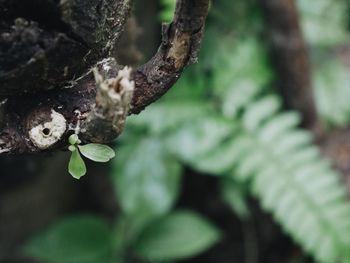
[93,65,135,124]
[29,110,67,149]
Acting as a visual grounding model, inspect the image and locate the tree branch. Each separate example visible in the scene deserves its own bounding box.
[0,0,210,154]
[131,0,209,113]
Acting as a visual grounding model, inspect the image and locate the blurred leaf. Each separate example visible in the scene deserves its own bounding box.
[221,178,250,220]
[243,95,281,131]
[314,58,350,126]
[211,38,273,98]
[207,0,264,36]
[24,215,112,263]
[68,149,86,179]
[257,112,301,143]
[112,137,182,221]
[127,100,211,134]
[297,0,349,46]
[222,80,261,118]
[189,138,239,175]
[163,66,209,100]
[78,144,115,163]
[159,0,176,22]
[166,116,234,164]
[134,210,221,262]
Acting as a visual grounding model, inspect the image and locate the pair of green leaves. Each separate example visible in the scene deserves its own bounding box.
[68,134,115,179]
[23,211,221,263]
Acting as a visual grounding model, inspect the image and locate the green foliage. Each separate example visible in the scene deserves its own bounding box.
[156,89,350,262]
[67,134,115,179]
[112,136,182,221]
[297,0,350,126]
[68,148,87,180]
[78,144,115,163]
[24,0,350,262]
[297,0,349,46]
[159,0,176,22]
[220,178,250,220]
[112,1,350,259]
[224,99,350,263]
[134,210,221,262]
[24,215,113,263]
[314,57,350,126]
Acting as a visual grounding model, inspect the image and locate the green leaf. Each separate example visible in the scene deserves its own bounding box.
[243,96,281,131]
[134,211,221,262]
[190,138,238,175]
[221,178,250,220]
[314,58,350,126]
[23,215,113,263]
[112,137,182,221]
[212,38,273,100]
[69,149,86,179]
[78,144,115,162]
[127,100,211,134]
[166,116,234,163]
[298,0,349,46]
[159,0,176,22]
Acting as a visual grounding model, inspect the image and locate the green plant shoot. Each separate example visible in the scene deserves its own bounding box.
[67,134,116,179]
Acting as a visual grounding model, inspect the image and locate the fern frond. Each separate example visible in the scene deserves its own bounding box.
[196,96,350,263]
[140,3,350,261]
[314,58,350,127]
[160,90,350,262]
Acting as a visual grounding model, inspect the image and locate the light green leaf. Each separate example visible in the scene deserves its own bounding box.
[221,178,250,220]
[78,144,115,163]
[212,38,273,99]
[297,0,349,46]
[166,117,234,163]
[69,149,86,179]
[134,211,221,262]
[314,58,350,126]
[243,95,281,131]
[23,215,113,263]
[127,100,211,134]
[112,137,182,221]
[190,138,240,175]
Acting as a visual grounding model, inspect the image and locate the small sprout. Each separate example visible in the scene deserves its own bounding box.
[69,134,80,145]
[67,134,116,179]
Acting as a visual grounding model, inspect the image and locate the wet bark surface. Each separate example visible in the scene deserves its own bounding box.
[0,0,209,155]
[0,0,131,96]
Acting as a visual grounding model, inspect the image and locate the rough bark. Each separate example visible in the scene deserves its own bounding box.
[0,0,132,96]
[260,0,322,135]
[0,0,210,154]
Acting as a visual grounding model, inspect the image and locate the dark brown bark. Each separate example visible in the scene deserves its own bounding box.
[0,0,132,96]
[0,0,210,154]
[131,0,209,113]
[260,0,322,135]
